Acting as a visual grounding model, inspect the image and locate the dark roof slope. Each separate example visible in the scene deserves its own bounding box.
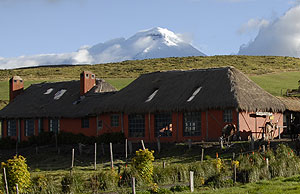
[94,67,285,113]
[0,80,115,119]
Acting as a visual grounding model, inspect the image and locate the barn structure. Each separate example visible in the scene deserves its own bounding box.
[0,67,286,142]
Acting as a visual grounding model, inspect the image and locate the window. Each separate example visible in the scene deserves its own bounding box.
[183,112,201,136]
[85,74,89,78]
[81,118,90,128]
[91,74,95,79]
[187,87,202,102]
[111,114,120,127]
[49,119,59,134]
[38,118,44,133]
[145,89,158,102]
[54,89,67,100]
[7,120,17,136]
[223,109,233,123]
[155,113,172,137]
[25,119,34,136]
[128,114,145,137]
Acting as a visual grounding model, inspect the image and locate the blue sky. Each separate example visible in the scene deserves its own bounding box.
[0,0,297,58]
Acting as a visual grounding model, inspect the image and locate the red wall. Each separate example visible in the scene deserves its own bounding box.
[0,110,284,143]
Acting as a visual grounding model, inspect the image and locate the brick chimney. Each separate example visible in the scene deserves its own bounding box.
[9,76,24,102]
[80,71,96,95]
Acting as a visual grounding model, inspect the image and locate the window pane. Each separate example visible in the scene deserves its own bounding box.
[8,120,16,136]
[81,118,90,128]
[49,119,59,134]
[128,114,145,137]
[183,112,201,136]
[155,113,172,137]
[25,119,34,136]
[111,114,120,127]
[38,119,44,133]
[223,110,233,123]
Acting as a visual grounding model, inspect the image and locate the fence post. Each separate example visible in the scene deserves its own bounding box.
[189,171,194,192]
[125,139,128,165]
[234,163,237,183]
[141,140,145,150]
[35,146,38,155]
[110,142,114,169]
[262,145,266,153]
[156,138,161,153]
[266,158,269,171]
[94,143,97,170]
[233,152,235,160]
[201,148,204,162]
[71,148,75,169]
[188,139,192,149]
[3,167,9,194]
[132,177,136,194]
[15,184,19,194]
[163,161,166,169]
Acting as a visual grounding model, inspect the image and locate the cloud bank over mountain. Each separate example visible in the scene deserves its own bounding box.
[0,27,205,69]
[238,5,300,57]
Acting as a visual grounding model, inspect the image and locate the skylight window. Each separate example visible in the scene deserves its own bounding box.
[44,88,53,95]
[187,87,202,102]
[54,89,67,100]
[145,89,159,102]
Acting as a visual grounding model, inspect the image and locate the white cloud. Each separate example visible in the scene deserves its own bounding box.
[238,18,269,35]
[238,5,300,57]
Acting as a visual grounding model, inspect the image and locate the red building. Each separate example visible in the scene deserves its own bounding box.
[0,67,286,142]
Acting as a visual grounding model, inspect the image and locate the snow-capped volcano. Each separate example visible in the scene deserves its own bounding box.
[0,27,206,69]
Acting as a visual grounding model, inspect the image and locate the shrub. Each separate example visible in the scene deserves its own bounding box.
[1,155,31,194]
[31,175,48,193]
[132,149,155,184]
[89,169,119,191]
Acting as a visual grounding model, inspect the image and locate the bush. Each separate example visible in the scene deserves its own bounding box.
[31,175,48,193]
[96,132,125,144]
[1,155,31,194]
[89,169,119,191]
[132,149,155,184]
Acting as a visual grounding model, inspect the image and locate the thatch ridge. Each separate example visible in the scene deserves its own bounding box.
[92,66,285,114]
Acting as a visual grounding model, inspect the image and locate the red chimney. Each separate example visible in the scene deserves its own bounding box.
[9,76,24,102]
[80,71,96,95]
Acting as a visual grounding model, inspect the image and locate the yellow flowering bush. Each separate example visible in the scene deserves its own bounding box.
[132,149,155,184]
[1,155,31,194]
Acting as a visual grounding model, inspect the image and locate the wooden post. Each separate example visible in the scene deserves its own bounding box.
[156,138,161,153]
[16,184,19,194]
[125,139,128,160]
[234,163,237,183]
[15,141,18,156]
[71,148,74,169]
[220,138,224,149]
[110,143,114,169]
[233,152,235,160]
[101,143,105,156]
[266,158,269,171]
[128,141,133,155]
[262,145,266,153]
[131,177,136,194]
[163,161,166,169]
[94,143,97,171]
[278,126,281,139]
[188,139,192,149]
[141,140,145,150]
[189,171,194,192]
[201,148,204,162]
[35,146,38,155]
[251,136,254,151]
[3,168,9,194]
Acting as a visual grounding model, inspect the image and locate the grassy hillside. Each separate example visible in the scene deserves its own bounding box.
[0,55,300,80]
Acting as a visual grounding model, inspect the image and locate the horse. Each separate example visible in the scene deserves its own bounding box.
[222,123,237,142]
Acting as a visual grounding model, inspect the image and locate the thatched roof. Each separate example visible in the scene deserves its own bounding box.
[0,79,116,119]
[93,67,285,114]
[277,96,300,112]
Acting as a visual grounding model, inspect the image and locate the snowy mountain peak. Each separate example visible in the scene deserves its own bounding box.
[137,27,183,46]
[0,27,206,69]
